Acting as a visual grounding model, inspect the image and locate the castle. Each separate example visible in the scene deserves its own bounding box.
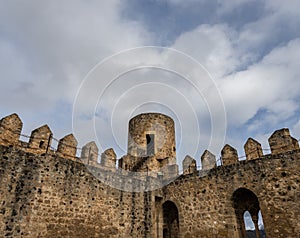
[0,112,299,238]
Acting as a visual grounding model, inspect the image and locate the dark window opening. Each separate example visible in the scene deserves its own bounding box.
[146,134,155,155]
[39,141,45,148]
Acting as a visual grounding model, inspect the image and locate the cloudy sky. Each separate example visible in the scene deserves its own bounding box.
[1,0,300,168]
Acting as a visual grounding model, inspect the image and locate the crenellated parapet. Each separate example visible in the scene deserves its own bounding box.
[0,112,299,178]
[193,129,299,173]
[0,114,94,168]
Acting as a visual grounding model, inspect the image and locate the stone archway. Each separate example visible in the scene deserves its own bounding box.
[232,188,266,238]
[162,200,179,238]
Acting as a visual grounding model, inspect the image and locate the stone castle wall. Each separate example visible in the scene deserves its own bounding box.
[0,146,151,238]
[161,151,300,237]
[0,113,299,238]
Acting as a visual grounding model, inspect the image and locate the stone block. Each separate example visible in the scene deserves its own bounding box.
[81,141,98,165]
[0,113,22,146]
[244,138,263,161]
[201,150,216,170]
[221,144,238,166]
[101,148,117,170]
[268,128,299,154]
[183,155,197,175]
[57,134,78,160]
[28,125,52,152]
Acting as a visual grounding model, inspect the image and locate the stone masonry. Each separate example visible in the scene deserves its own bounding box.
[0,112,299,238]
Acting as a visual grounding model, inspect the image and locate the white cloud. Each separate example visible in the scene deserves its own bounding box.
[165,0,300,156]
[171,24,239,79]
[220,38,300,126]
[0,0,150,139]
[237,0,300,60]
[0,0,149,112]
[169,12,300,129]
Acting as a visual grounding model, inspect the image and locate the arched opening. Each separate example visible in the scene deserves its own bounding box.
[162,201,179,238]
[232,188,266,238]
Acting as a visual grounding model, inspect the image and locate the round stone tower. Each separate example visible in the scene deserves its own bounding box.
[128,113,176,162]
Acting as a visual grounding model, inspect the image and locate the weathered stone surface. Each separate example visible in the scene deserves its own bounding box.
[160,164,179,179]
[221,144,238,166]
[0,146,146,238]
[28,124,52,153]
[201,150,216,170]
[0,113,22,146]
[1,145,299,238]
[162,151,300,238]
[119,113,178,180]
[244,138,263,161]
[81,141,99,165]
[268,128,299,154]
[0,113,299,238]
[57,133,78,159]
[101,148,116,170]
[182,155,197,175]
[127,113,176,171]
